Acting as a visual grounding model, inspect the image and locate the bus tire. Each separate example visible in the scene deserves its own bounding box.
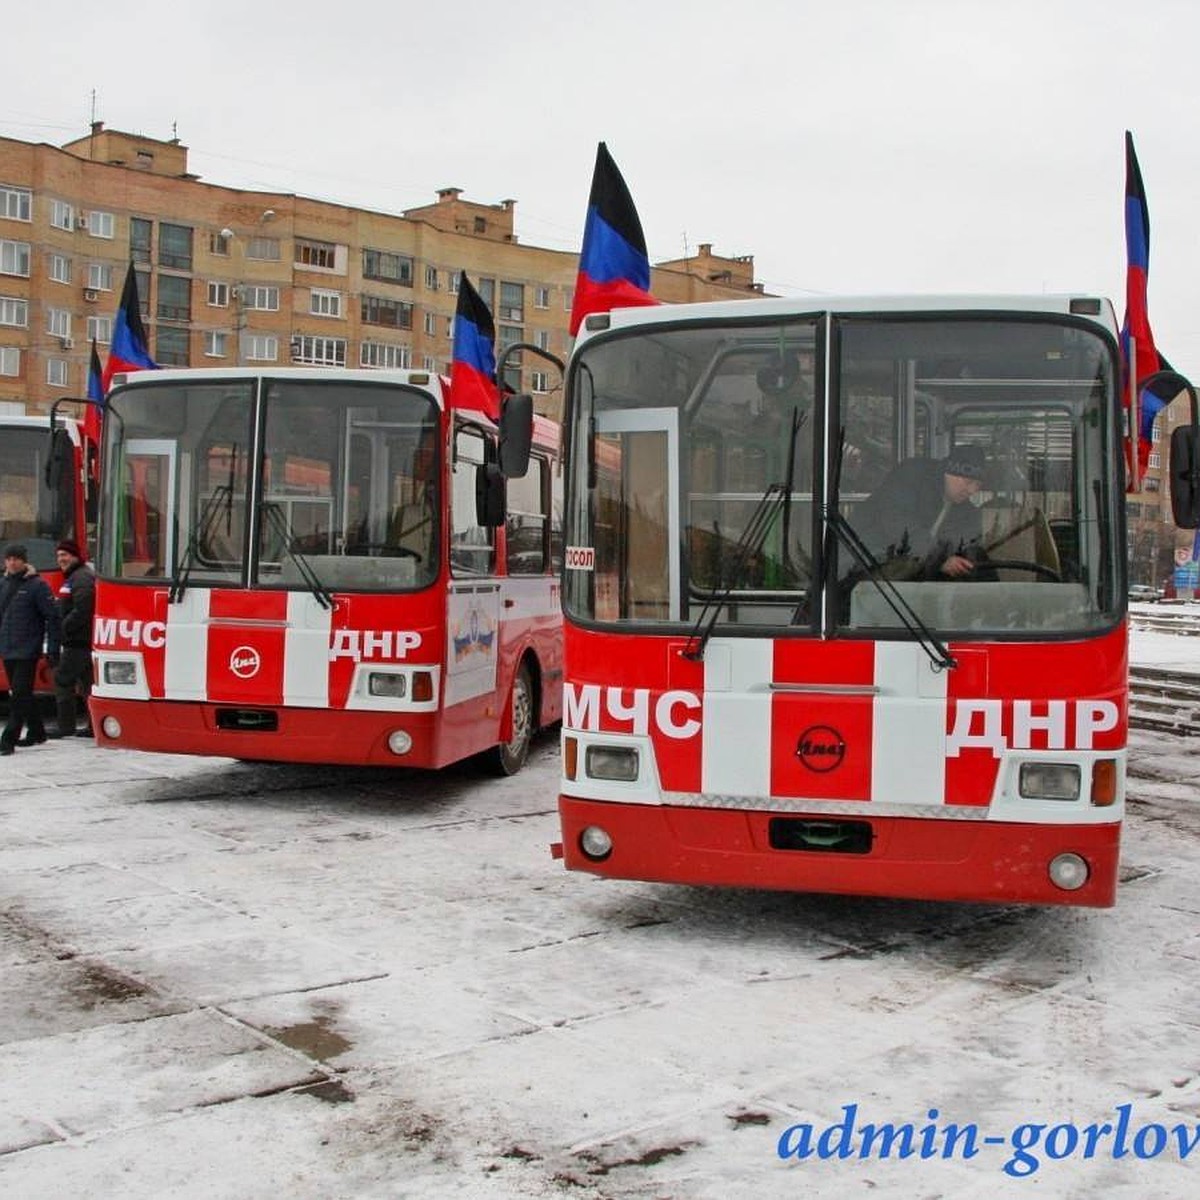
[487,662,534,776]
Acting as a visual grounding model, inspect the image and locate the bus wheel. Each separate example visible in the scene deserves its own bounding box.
[488,662,534,776]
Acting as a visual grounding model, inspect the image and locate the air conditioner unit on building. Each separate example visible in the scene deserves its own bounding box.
[83,288,99,302]
[76,214,89,230]
[60,336,74,350]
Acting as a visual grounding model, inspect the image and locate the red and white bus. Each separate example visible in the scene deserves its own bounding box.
[554,295,1198,907]
[89,368,562,773]
[0,412,90,694]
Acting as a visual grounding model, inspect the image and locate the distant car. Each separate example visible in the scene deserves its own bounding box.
[1129,584,1163,602]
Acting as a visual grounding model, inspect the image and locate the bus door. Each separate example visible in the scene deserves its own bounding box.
[593,408,680,622]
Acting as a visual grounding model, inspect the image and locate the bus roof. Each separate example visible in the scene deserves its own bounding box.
[575,294,1120,345]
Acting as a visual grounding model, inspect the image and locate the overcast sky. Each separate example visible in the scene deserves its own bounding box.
[6,0,1200,373]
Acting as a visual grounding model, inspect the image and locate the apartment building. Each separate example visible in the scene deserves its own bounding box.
[0,125,764,417]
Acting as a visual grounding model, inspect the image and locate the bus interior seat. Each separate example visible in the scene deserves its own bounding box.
[980,501,1061,580]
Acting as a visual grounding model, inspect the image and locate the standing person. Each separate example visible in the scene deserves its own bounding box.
[52,539,95,738]
[0,543,60,755]
[850,445,988,580]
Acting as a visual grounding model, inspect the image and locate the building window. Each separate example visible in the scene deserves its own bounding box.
[1152,424,1162,443]
[296,238,338,270]
[131,217,153,265]
[362,248,413,285]
[499,325,523,355]
[1,185,31,221]
[310,288,343,318]
[0,296,28,328]
[156,274,192,322]
[134,269,151,316]
[1,240,31,277]
[361,295,413,329]
[47,358,68,387]
[87,315,113,343]
[156,327,189,366]
[204,331,227,358]
[49,253,71,284]
[1148,451,1161,470]
[87,263,114,291]
[425,265,438,290]
[360,341,410,369]
[531,371,549,393]
[207,281,229,308]
[87,210,116,239]
[535,329,551,351]
[477,278,495,308]
[0,346,18,376]
[159,223,193,270]
[473,216,486,234]
[423,311,436,336]
[564,287,573,312]
[535,285,550,309]
[422,355,435,372]
[49,199,75,231]
[292,335,346,366]
[448,271,460,295]
[209,230,230,256]
[48,308,71,339]
[242,333,278,362]
[241,284,279,311]
[246,236,281,261]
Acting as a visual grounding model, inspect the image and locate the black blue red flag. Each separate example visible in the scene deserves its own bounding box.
[569,143,658,336]
[82,337,105,449]
[1121,130,1169,487]
[101,262,157,393]
[449,271,499,419]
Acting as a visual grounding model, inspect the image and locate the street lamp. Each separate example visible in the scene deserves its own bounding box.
[220,226,245,367]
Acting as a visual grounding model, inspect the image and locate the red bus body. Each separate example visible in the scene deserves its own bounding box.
[556,297,1128,907]
[0,414,89,694]
[89,369,561,770]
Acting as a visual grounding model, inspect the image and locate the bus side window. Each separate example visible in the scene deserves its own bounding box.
[451,427,496,576]
[506,457,547,575]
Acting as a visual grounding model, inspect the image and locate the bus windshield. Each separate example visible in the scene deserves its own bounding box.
[100,377,440,592]
[0,425,77,571]
[564,312,1121,637]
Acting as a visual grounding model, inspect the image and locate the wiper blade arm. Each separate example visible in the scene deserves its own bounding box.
[169,484,233,604]
[683,482,787,662]
[261,502,333,609]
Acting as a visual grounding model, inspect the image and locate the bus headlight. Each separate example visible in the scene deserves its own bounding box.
[104,661,139,686]
[579,825,613,861]
[101,716,122,739]
[1019,762,1080,801]
[368,672,407,698]
[1048,853,1089,891]
[586,745,639,782]
[387,730,412,755]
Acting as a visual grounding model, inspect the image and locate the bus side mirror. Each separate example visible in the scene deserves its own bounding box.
[499,394,533,479]
[45,427,72,491]
[1170,424,1200,528]
[476,462,505,527]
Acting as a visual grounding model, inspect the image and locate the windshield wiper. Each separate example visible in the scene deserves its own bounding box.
[824,429,957,671]
[169,484,233,604]
[683,482,788,662]
[260,501,333,610]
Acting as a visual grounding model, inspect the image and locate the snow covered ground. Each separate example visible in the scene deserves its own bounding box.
[1,625,1198,1198]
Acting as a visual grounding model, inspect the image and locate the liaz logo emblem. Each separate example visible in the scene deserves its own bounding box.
[796,725,846,772]
[229,646,262,679]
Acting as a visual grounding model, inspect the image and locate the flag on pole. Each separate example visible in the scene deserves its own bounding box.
[101,262,157,392]
[82,337,104,450]
[568,142,658,336]
[449,271,500,420]
[1121,130,1169,488]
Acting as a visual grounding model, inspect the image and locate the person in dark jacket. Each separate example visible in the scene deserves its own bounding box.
[52,539,95,738]
[0,543,61,754]
[850,445,988,580]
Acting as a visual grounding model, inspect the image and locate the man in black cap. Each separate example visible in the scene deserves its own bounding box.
[0,543,60,754]
[52,539,96,738]
[850,445,988,581]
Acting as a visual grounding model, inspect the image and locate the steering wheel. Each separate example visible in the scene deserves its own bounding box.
[983,558,1061,582]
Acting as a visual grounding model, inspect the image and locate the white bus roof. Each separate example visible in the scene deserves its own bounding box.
[576,294,1119,344]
